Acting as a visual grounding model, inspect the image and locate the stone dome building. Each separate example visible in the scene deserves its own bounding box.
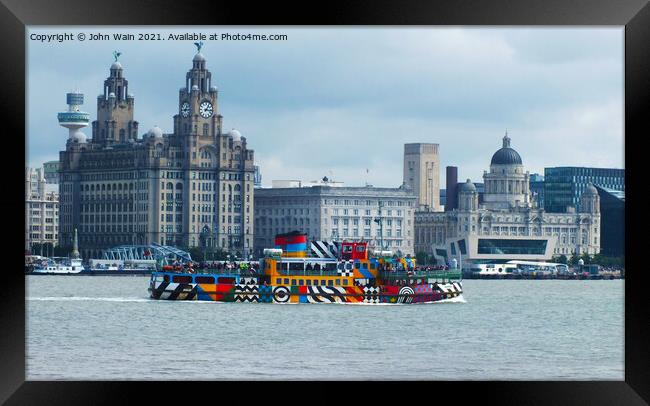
[482,133,531,210]
[414,133,601,266]
[458,179,478,211]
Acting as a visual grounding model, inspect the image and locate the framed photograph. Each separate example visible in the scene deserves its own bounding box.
[5,0,648,404]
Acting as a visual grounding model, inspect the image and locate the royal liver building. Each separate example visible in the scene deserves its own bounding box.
[58,47,255,259]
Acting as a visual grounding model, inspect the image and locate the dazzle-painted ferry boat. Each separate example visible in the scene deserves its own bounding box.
[148,233,463,304]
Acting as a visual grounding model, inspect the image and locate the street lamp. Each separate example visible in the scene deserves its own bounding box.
[372,200,385,251]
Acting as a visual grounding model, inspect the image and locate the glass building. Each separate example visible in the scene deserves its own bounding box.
[595,185,625,257]
[529,173,544,209]
[254,165,262,188]
[477,238,548,255]
[544,167,624,213]
[43,161,60,184]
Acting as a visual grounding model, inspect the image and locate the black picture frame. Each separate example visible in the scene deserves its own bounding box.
[3,0,648,404]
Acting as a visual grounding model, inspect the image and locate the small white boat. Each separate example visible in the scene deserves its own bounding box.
[87,259,157,273]
[469,262,518,276]
[32,258,85,274]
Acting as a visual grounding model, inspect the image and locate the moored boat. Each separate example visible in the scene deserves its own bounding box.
[148,234,463,304]
[85,258,157,275]
[32,257,85,275]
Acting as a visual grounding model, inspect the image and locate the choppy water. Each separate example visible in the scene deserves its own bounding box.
[26,276,624,380]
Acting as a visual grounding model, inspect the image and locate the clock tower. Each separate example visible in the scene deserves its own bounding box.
[92,51,138,145]
[173,44,222,137]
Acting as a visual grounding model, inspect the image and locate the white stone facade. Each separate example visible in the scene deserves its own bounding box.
[254,185,417,256]
[58,51,255,259]
[25,167,59,251]
[414,135,600,263]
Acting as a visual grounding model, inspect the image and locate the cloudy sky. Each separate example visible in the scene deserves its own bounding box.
[27,27,624,187]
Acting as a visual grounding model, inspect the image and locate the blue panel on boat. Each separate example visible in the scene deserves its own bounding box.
[197,293,212,301]
[358,267,373,278]
[285,243,307,252]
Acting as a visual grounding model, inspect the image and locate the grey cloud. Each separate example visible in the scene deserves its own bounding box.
[27,27,623,187]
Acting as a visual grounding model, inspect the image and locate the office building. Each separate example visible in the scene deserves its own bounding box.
[254,182,417,256]
[414,134,601,264]
[57,48,255,258]
[43,161,60,184]
[544,166,624,213]
[403,143,440,211]
[529,173,544,209]
[25,167,59,252]
[595,185,624,257]
[254,165,262,188]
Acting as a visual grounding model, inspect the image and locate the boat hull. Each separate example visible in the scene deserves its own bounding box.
[28,269,153,276]
[148,274,463,304]
[31,269,83,275]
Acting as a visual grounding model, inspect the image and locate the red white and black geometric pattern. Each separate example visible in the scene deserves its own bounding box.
[310,240,339,259]
[432,282,463,298]
[234,283,259,302]
[272,286,291,303]
[150,281,198,300]
[336,260,354,277]
[337,269,353,277]
[362,286,380,303]
[397,286,415,303]
[307,286,346,303]
[239,277,259,285]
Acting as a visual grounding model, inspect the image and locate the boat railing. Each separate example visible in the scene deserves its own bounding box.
[153,266,461,280]
[275,269,341,277]
[380,269,462,281]
[170,268,262,276]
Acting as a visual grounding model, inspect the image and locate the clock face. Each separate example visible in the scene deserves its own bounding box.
[199,101,213,118]
[180,102,190,118]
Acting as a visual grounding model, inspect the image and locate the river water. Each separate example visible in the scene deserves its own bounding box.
[26,276,624,380]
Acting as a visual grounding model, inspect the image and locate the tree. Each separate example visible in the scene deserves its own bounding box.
[569,252,580,266]
[554,254,568,264]
[416,251,428,265]
[31,242,55,257]
[212,248,229,260]
[31,243,43,256]
[592,253,605,266]
[591,254,624,268]
[53,245,71,257]
[187,247,204,262]
[580,252,592,265]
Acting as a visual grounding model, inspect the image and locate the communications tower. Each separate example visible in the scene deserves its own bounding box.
[58,91,90,144]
